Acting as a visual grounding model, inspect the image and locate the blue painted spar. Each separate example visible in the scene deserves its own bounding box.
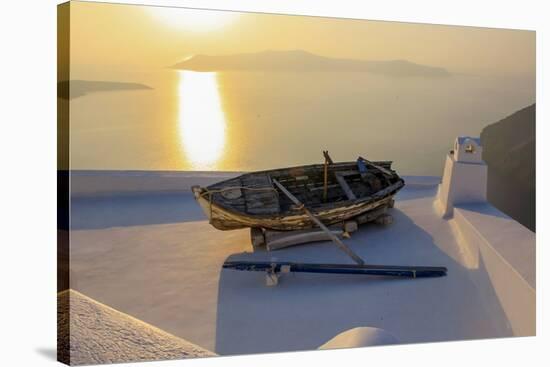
[222,261,447,278]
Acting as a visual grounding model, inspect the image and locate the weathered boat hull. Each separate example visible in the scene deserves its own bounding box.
[191,161,405,231]
[193,188,397,231]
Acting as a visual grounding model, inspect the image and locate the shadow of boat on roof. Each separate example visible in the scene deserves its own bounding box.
[213,208,513,355]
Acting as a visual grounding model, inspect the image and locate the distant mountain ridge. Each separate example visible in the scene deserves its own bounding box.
[172,50,451,77]
[481,104,535,231]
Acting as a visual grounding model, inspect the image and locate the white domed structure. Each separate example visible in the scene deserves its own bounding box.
[318,327,398,350]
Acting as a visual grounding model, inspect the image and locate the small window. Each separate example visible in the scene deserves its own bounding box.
[465,143,475,153]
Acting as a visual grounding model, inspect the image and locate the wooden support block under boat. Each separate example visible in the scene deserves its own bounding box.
[344,220,358,233]
[250,227,265,248]
[375,213,394,225]
[264,227,345,251]
[355,206,388,225]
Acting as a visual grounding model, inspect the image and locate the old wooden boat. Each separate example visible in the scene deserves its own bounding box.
[191,159,405,231]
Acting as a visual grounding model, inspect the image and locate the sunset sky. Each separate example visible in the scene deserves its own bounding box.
[63,1,535,175]
[69,1,535,76]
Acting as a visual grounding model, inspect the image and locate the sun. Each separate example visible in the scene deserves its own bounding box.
[148,7,239,32]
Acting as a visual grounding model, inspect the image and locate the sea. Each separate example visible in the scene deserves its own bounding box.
[68,68,535,176]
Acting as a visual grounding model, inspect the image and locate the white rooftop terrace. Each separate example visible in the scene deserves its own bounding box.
[68,137,535,355]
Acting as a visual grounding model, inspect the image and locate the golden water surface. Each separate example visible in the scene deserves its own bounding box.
[177,71,226,170]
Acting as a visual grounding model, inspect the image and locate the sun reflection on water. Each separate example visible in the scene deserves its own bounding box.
[177,71,226,170]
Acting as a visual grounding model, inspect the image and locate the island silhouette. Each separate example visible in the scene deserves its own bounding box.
[172,49,451,77]
[57,80,152,99]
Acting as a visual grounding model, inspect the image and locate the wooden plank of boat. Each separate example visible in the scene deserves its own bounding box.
[334,172,357,200]
[272,178,365,265]
[241,173,280,215]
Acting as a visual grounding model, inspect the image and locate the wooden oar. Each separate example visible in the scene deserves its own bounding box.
[272,178,365,265]
[322,150,333,202]
[223,261,448,278]
[358,156,394,176]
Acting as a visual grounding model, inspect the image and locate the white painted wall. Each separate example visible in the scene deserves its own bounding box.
[436,137,487,217]
[452,205,535,336]
[436,136,535,336]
